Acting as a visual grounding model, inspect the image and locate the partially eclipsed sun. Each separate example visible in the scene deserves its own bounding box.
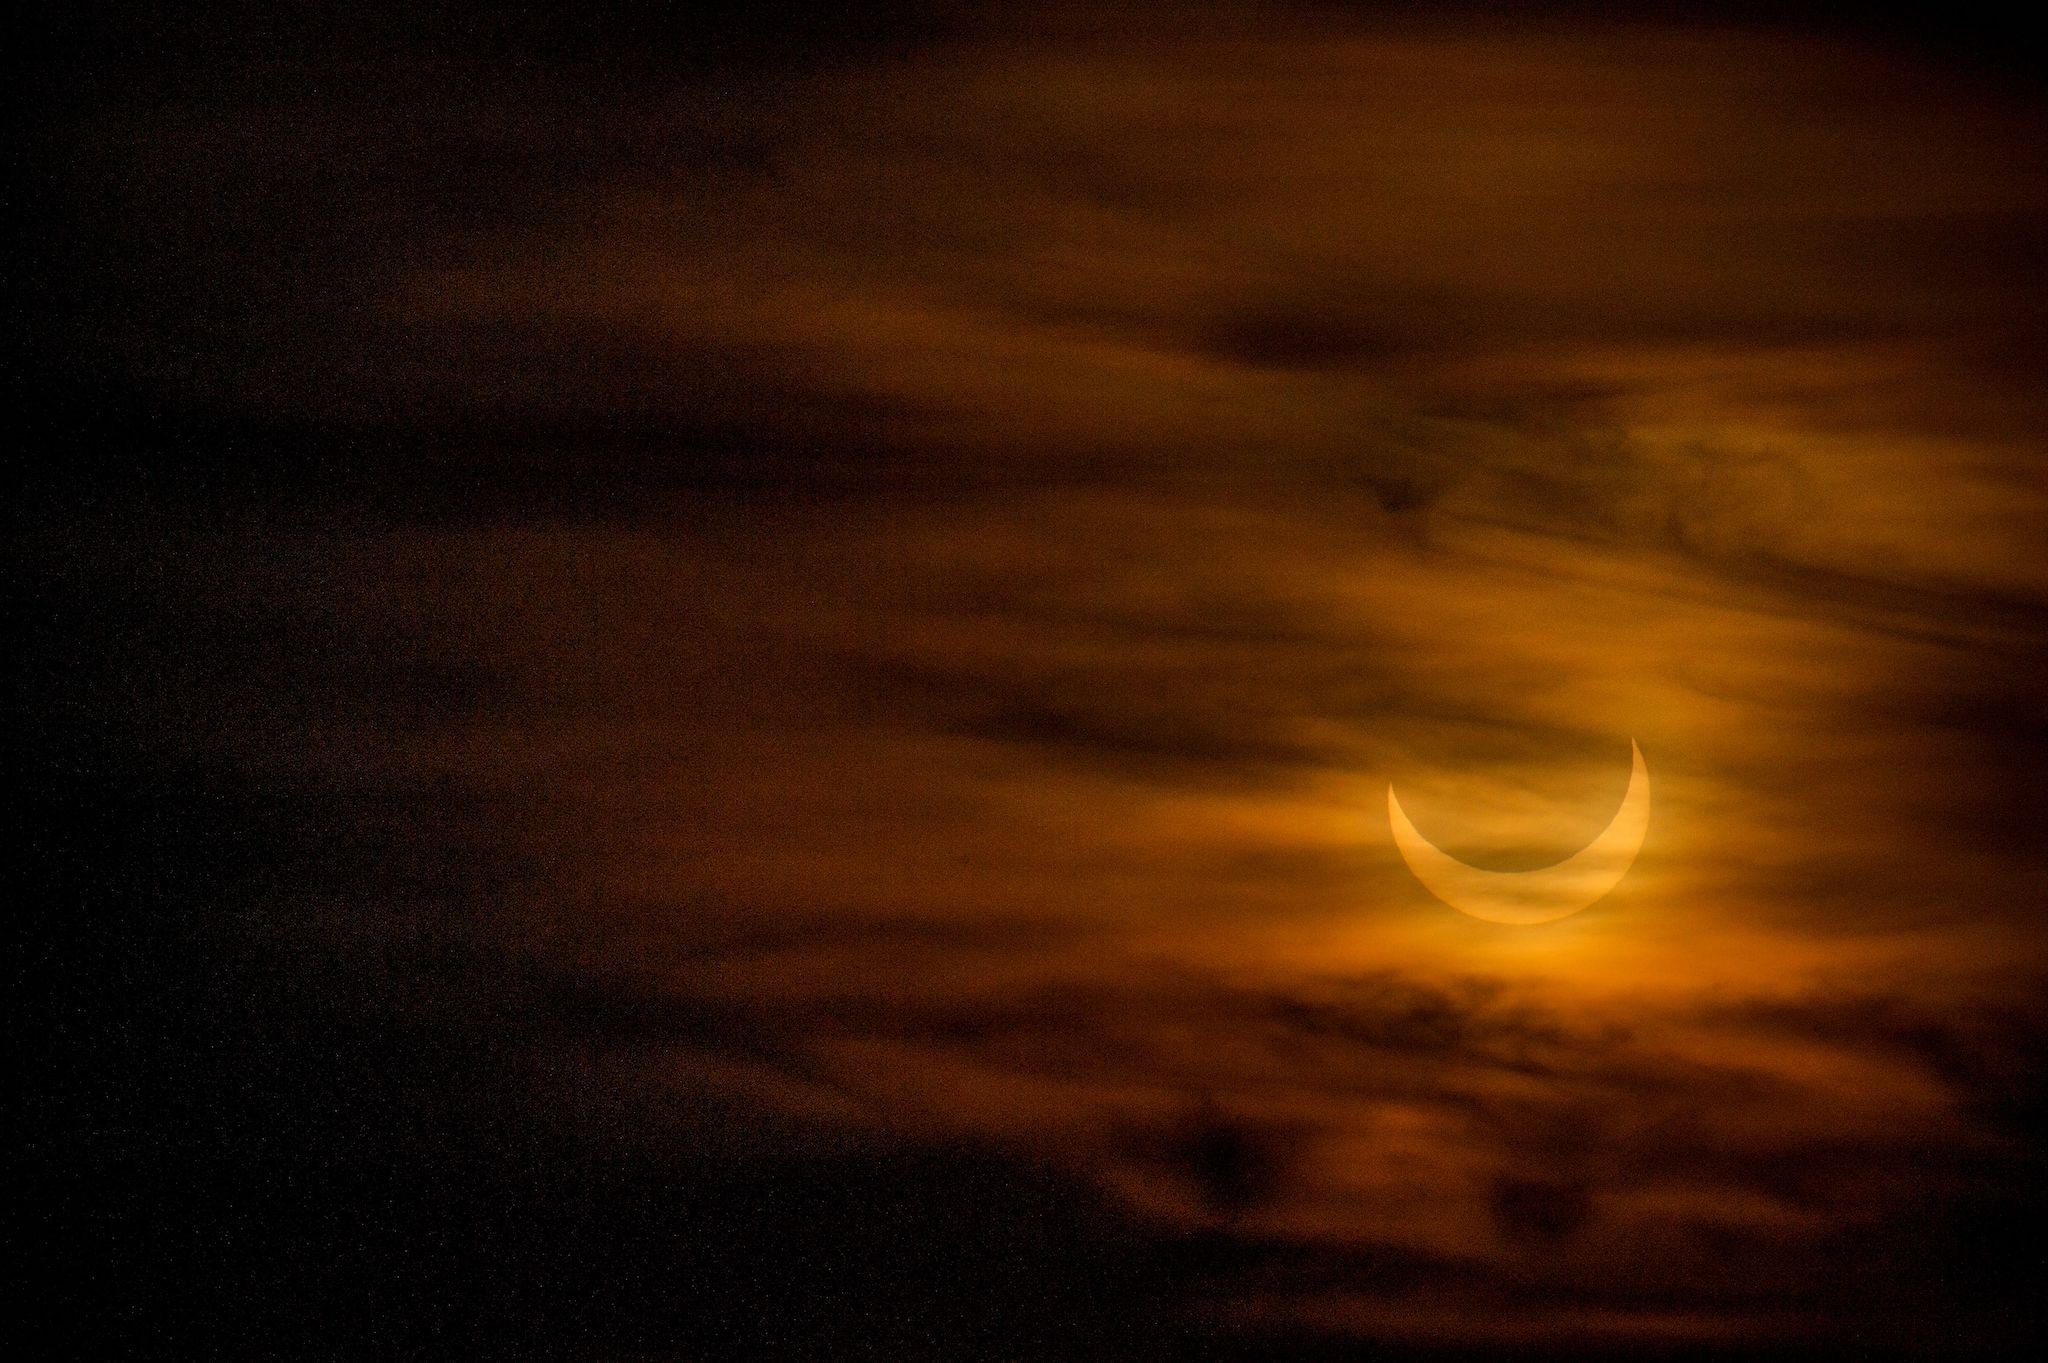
[1388,740,1650,925]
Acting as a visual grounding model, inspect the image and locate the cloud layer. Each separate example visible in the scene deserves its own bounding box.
[23,5,2048,1357]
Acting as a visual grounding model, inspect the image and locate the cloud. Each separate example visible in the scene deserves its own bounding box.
[23,4,2048,1357]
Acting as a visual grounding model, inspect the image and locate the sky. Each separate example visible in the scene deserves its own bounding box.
[18,4,2048,1359]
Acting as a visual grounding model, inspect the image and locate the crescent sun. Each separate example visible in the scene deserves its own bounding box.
[1388,739,1650,925]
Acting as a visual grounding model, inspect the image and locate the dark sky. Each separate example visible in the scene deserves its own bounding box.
[17,4,2048,1360]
